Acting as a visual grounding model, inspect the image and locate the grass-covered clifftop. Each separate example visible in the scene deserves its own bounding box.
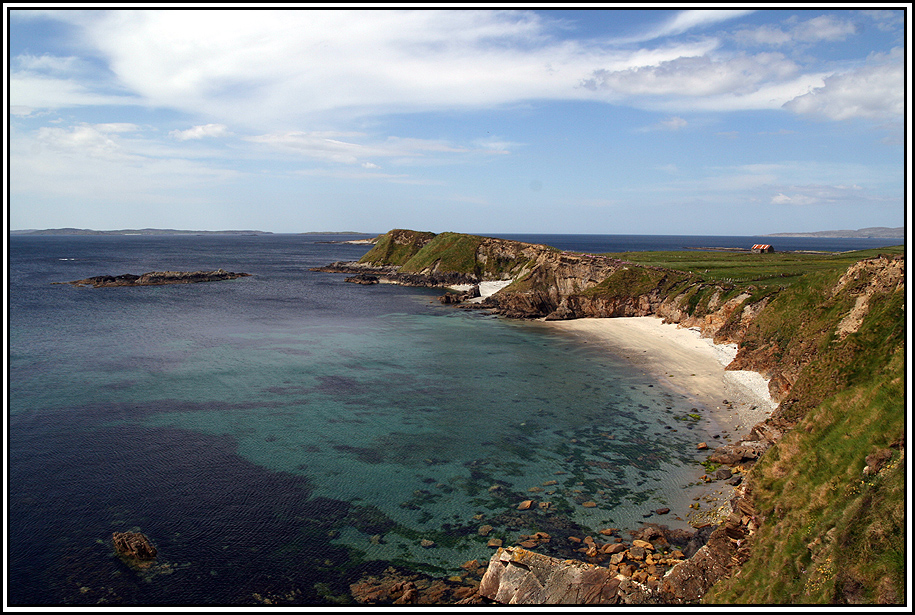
[358,229,437,266]
[357,229,551,280]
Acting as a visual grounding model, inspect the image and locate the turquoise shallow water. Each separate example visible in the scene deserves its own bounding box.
[134,307,713,568]
[18,233,893,604]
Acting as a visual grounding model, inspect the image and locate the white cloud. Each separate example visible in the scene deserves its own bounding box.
[95,123,141,133]
[246,130,500,166]
[735,25,792,47]
[294,168,444,186]
[10,74,139,109]
[15,53,83,73]
[18,10,769,125]
[661,116,687,131]
[10,51,140,110]
[36,124,135,160]
[10,106,38,116]
[633,10,755,41]
[770,183,879,206]
[784,48,903,120]
[858,9,905,32]
[472,137,519,154]
[12,125,240,208]
[170,124,231,140]
[734,14,856,46]
[25,9,874,124]
[771,192,811,205]
[638,116,688,132]
[46,10,611,125]
[791,15,857,42]
[584,52,799,98]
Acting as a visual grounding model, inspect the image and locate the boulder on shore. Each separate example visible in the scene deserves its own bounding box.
[707,440,769,465]
[479,547,623,604]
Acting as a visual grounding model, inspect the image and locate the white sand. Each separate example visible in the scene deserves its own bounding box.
[541,316,777,434]
[448,280,514,303]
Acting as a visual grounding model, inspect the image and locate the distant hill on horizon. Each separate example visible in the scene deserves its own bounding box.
[10,227,275,236]
[765,227,903,239]
[10,228,381,236]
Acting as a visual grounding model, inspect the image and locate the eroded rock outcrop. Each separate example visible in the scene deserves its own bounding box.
[831,254,905,339]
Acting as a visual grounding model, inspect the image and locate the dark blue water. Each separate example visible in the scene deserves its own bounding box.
[7,233,896,606]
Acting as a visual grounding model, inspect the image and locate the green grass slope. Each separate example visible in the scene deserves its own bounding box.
[399,232,485,275]
[359,229,542,280]
[612,246,903,290]
[703,258,905,605]
[358,229,437,266]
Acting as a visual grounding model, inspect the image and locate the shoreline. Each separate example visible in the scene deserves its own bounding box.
[538,316,777,438]
[538,315,779,529]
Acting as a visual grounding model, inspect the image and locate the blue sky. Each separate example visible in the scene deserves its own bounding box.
[7,7,908,234]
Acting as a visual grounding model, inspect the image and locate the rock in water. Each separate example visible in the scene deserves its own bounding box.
[62,270,251,288]
[112,531,157,560]
[345,274,380,285]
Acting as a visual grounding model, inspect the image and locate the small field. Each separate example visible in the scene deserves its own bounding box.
[598,246,905,290]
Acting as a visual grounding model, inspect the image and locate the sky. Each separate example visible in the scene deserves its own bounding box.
[6,7,909,235]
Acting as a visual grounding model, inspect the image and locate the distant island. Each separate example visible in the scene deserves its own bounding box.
[12,228,273,236]
[764,227,903,239]
[298,231,375,236]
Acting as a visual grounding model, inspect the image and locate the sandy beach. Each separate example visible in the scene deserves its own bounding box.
[449,280,514,303]
[541,316,778,437]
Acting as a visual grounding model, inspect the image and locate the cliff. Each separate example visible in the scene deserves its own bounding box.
[325,230,905,605]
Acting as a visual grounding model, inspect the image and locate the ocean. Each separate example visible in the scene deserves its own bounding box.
[7,233,899,605]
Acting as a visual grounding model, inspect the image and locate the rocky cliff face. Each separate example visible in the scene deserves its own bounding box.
[482,251,633,318]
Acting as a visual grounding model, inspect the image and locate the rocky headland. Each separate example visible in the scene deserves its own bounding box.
[320,229,905,605]
[58,269,252,288]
